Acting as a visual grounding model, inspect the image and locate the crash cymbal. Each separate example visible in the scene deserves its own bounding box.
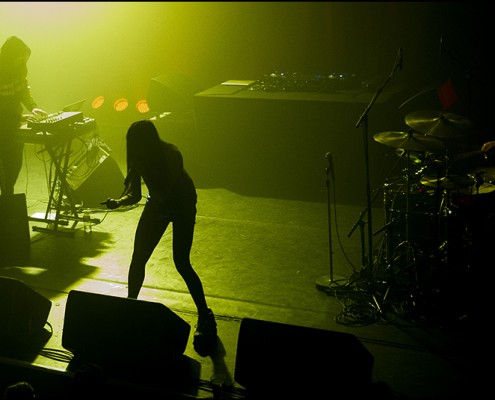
[405,110,473,138]
[373,131,445,152]
[420,174,475,190]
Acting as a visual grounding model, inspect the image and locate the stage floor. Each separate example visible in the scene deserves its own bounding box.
[0,144,485,399]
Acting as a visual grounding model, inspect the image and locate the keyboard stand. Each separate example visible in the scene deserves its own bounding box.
[26,121,101,236]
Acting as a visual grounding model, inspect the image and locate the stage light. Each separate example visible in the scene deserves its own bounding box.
[92,96,105,110]
[136,99,150,114]
[114,98,128,111]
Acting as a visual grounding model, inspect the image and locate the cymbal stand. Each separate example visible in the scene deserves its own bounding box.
[350,150,406,272]
[403,146,414,269]
[436,151,453,267]
[354,47,403,293]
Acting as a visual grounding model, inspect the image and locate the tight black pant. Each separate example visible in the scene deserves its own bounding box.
[127,201,209,316]
[0,126,24,196]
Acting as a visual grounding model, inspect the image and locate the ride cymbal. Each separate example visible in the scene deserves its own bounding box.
[373,131,445,152]
[405,110,473,138]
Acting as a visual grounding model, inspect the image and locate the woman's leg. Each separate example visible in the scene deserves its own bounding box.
[172,207,217,355]
[172,213,209,316]
[128,205,168,298]
[0,136,23,196]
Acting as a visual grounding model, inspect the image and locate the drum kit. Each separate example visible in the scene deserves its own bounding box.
[373,110,494,304]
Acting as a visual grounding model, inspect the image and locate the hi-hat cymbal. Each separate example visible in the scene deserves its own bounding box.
[470,166,495,183]
[405,110,473,138]
[420,174,475,189]
[373,131,445,152]
[458,182,495,195]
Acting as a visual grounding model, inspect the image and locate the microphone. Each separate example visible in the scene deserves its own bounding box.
[100,198,121,210]
[325,152,335,180]
[398,47,403,71]
[439,34,443,57]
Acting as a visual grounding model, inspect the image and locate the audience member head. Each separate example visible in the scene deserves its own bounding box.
[3,381,36,400]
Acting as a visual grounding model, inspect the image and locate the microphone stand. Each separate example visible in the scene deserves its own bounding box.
[353,48,402,292]
[316,153,346,290]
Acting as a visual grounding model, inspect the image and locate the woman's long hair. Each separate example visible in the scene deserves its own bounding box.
[126,120,166,180]
[1,36,31,60]
[0,36,30,77]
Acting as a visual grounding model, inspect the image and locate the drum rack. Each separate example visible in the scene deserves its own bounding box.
[371,110,488,317]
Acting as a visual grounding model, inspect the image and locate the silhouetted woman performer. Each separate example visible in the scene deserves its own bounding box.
[104,120,216,355]
[0,36,47,195]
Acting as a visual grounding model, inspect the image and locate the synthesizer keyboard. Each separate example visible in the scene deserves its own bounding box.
[19,116,96,144]
[27,111,84,132]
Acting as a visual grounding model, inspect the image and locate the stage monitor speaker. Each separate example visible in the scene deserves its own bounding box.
[62,290,191,365]
[69,153,125,209]
[0,277,52,341]
[147,72,203,114]
[234,318,374,397]
[0,193,30,266]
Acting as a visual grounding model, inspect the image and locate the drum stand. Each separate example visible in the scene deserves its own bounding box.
[381,144,442,313]
[386,149,417,280]
[392,149,460,316]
